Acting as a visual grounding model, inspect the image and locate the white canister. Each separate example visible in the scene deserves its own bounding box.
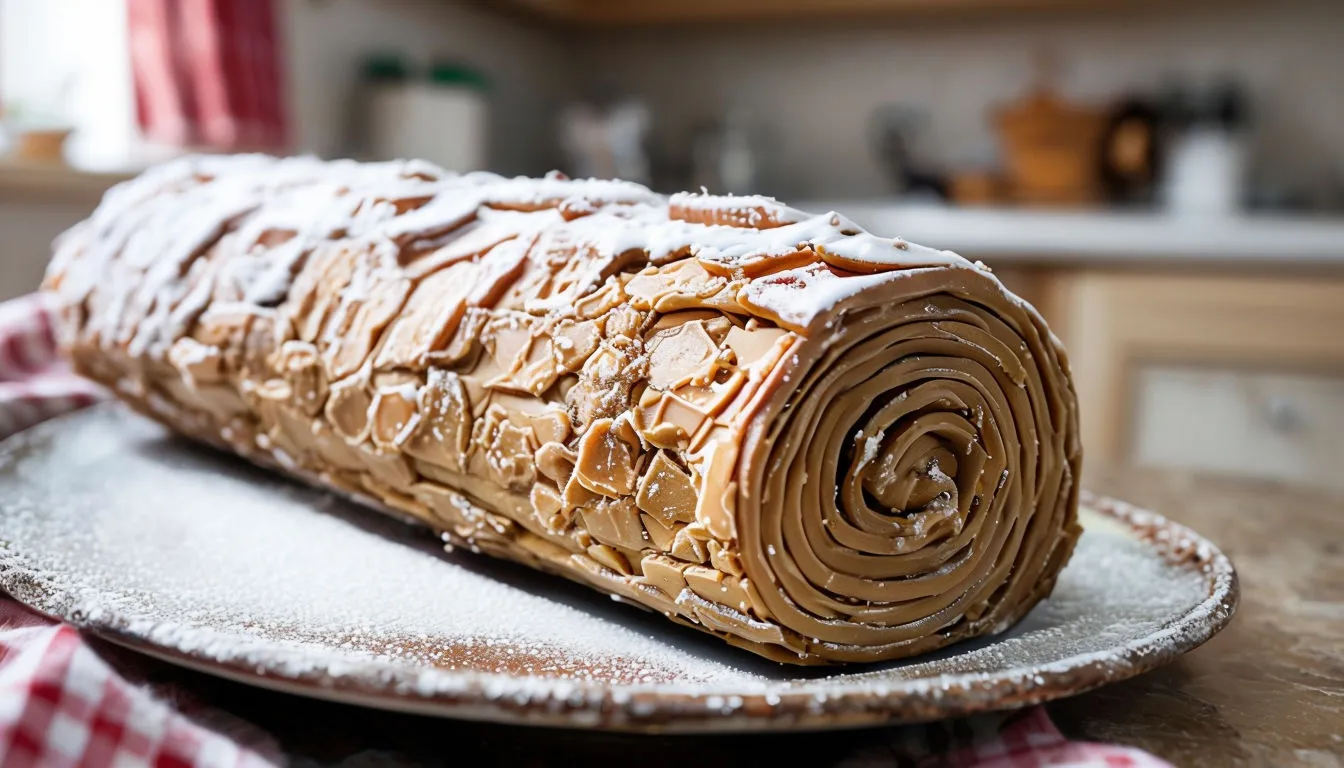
[1158,80,1249,217]
[1161,128,1247,216]
[368,62,488,173]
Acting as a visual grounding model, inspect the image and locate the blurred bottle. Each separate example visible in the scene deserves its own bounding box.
[1098,94,1163,206]
[558,95,651,184]
[1159,77,1249,216]
[870,103,947,200]
[690,108,764,196]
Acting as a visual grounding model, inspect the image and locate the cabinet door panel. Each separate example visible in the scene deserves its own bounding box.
[1056,270,1344,465]
[1132,365,1344,490]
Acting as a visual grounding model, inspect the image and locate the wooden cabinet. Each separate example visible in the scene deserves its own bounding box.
[992,267,1344,490]
[1130,365,1344,490]
[0,165,128,302]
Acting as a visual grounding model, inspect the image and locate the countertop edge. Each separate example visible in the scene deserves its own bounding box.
[796,201,1344,266]
[0,163,133,205]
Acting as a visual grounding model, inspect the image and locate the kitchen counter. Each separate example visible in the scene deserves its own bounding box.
[40,464,1337,767]
[795,201,1344,267]
[0,163,136,302]
[0,162,132,205]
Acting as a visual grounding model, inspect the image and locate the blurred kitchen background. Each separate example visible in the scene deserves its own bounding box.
[3,0,1344,490]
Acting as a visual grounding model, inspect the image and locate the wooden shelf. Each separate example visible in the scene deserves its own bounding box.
[0,162,132,205]
[496,0,1138,27]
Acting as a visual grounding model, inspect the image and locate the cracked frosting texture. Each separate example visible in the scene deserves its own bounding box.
[42,155,1082,664]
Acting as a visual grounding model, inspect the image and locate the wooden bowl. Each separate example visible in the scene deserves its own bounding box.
[10,128,73,165]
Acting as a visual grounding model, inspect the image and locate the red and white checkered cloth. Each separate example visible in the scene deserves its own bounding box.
[0,296,102,439]
[0,293,1171,767]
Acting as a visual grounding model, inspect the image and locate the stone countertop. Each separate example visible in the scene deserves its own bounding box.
[792,201,1344,268]
[88,465,1340,767]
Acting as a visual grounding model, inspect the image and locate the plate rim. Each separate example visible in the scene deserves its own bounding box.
[0,406,1240,733]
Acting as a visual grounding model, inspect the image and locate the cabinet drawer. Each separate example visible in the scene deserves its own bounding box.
[1130,365,1344,490]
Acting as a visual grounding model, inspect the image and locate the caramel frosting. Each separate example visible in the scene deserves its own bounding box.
[44,155,1082,664]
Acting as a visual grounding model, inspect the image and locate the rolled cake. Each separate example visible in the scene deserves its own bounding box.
[43,155,1082,664]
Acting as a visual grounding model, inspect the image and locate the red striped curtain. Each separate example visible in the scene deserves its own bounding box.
[128,0,289,152]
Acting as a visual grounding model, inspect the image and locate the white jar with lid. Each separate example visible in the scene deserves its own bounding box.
[1158,79,1248,217]
[368,60,488,173]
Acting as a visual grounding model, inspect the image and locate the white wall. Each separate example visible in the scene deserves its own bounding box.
[576,0,1344,199]
[283,0,575,175]
[0,0,137,170]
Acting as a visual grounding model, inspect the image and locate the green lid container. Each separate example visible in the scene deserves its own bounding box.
[361,53,411,82]
[428,61,489,92]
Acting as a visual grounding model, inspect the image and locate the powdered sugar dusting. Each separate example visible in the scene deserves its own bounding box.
[739,263,924,329]
[0,410,742,686]
[0,407,1236,729]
